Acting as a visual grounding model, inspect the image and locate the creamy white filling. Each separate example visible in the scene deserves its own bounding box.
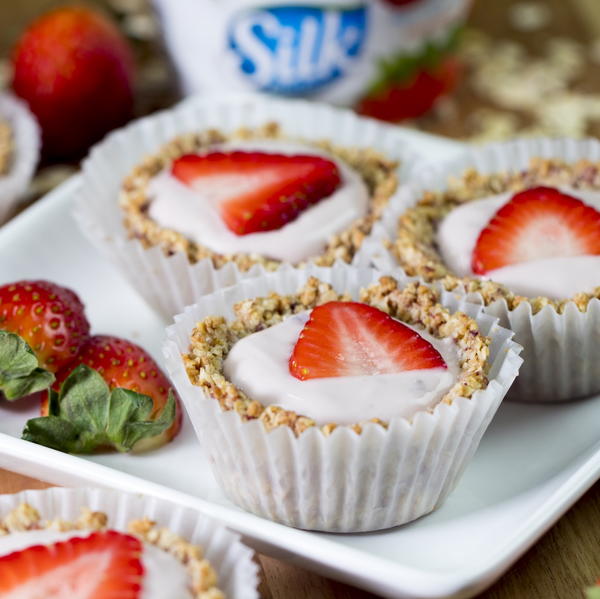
[436,187,600,299]
[0,529,192,599]
[223,312,458,426]
[147,140,370,263]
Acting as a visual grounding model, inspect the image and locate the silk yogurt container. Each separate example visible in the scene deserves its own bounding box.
[152,0,471,121]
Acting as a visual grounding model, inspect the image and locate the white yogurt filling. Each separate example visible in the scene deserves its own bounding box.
[148,140,370,264]
[436,186,600,299]
[0,529,193,599]
[223,312,459,426]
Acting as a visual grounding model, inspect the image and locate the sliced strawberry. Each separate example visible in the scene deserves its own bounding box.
[472,186,600,275]
[0,530,143,598]
[171,151,341,235]
[289,301,446,380]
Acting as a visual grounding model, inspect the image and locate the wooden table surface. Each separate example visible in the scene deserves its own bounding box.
[1,0,600,597]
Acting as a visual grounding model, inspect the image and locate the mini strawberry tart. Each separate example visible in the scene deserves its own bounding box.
[373,138,600,402]
[0,93,39,222]
[77,95,412,318]
[0,488,258,598]
[164,265,521,532]
[120,123,394,271]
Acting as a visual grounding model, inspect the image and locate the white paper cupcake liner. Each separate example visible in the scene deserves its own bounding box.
[0,487,258,598]
[163,263,522,532]
[0,93,40,223]
[367,137,600,403]
[75,93,424,321]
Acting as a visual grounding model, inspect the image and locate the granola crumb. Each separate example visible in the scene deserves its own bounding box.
[2,503,40,532]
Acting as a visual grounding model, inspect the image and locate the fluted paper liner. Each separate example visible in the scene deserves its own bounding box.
[366,137,600,402]
[0,93,40,223]
[75,93,421,320]
[0,487,258,598]
[163,264,522,532]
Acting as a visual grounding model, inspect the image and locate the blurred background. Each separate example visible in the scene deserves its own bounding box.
[3,0,600,201]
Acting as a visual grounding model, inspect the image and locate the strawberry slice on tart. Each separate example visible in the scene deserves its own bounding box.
[0,530,143,598]
[289,301,446,380]
[171,151,341,236]
[471,186,600,275]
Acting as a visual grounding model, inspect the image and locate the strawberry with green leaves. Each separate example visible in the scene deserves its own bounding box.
[0,280,90,400]
[357,27,462,123]
[26,335,182,453]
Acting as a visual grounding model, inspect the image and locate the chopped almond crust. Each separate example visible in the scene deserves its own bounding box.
[393,157,600,314]
[183,276,490,436]
[120,122,398,270]
[0,119,12,176]
[0,503,224,599]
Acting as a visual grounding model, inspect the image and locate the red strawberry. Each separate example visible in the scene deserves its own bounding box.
[172,151,341,235]
[0,530,143,597]
[357,56,461,122]
[40,335,182,450]
[0,280,90,373]
[472,186,600,275]
[12,6,135,159]
[289,301,446,380]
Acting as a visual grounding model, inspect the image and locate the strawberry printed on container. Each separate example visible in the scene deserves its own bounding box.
[358,31,463,122]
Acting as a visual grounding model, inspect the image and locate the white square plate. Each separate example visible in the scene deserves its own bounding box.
[0,129,599,599]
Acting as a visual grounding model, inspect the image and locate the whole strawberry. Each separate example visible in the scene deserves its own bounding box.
[0,280,90,371]
[12,6,135,159]
[31,335,182,453]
